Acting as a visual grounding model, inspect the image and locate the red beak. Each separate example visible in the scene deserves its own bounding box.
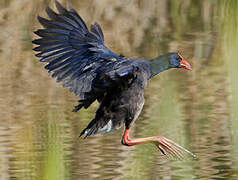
[179,55,192,70]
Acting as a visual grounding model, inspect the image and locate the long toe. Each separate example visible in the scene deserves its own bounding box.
[155,136,196,160]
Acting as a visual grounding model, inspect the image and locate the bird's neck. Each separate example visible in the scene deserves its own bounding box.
[149,54,170,77]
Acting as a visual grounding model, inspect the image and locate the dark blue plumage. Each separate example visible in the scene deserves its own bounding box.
[32,1,152,113]
[33,1,194,159]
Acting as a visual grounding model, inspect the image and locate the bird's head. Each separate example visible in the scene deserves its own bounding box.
[169,53,192,70]
[150,52,192,77]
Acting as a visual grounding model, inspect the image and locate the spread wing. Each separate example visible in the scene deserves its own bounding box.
[32,1,143,110]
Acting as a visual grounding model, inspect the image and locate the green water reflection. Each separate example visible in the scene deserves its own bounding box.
[0,0,238,179]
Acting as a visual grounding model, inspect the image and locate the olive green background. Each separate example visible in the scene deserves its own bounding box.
[0,0,238,179]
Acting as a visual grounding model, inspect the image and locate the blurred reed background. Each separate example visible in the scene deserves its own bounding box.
[0,0,238,179]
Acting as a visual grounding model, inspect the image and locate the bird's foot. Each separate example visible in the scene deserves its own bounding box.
[153,136,196,160]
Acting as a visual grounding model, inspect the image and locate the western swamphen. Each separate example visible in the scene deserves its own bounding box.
[33,1,195,159]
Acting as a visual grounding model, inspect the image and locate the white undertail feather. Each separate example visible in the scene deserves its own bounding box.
[84,120,113,136]
[97,120,113,134]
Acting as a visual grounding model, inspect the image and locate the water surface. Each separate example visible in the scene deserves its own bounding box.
[0,0,238,179]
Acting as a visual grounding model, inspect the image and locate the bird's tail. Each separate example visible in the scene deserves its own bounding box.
[79,118,115,138]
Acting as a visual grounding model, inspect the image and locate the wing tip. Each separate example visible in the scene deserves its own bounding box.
[55,0,68,14]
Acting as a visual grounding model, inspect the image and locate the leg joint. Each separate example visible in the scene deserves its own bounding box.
[121,138,131,146]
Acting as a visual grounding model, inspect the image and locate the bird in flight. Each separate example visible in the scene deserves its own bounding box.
[33,1,195,159]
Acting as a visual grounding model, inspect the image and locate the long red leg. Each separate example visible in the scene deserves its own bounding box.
[121,129,196,160]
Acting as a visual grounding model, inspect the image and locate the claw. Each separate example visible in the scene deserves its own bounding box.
[157,144,167,155]
[155,136,196,160]
[161,137,185,159]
